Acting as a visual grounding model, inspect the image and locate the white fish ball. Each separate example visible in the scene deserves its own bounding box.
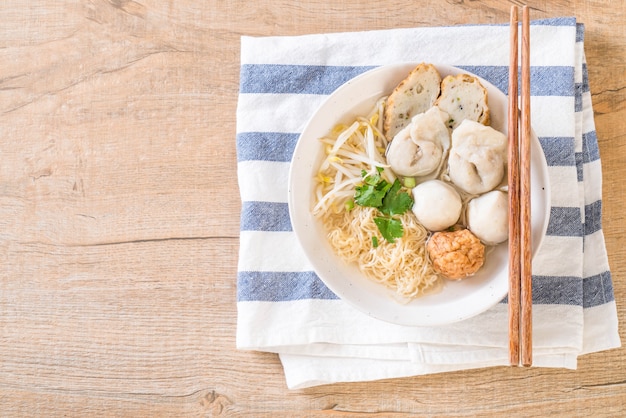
[467,190,509,245]
[412,180,462,231]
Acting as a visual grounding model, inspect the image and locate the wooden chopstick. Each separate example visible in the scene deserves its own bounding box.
[508,5,532,367]
[520,5,533,367]
[507,5,521,367]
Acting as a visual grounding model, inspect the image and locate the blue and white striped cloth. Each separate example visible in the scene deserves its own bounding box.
[236,18,620,389]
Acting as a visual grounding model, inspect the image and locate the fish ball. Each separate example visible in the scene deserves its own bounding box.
[467,190,509,245]
[386,106,450,178]
[448,120,508,195]
[412,180,462,231]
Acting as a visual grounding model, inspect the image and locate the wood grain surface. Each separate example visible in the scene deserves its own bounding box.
[2,1,626,416]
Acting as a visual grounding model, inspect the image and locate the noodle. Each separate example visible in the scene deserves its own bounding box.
[323,206,440,298]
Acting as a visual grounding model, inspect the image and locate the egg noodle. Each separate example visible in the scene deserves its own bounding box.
[313,98,441,298]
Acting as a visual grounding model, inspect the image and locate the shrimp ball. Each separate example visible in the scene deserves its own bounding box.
[427,229,485,279]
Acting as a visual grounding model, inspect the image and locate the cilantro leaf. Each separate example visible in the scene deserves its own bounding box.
[352,169,414,245]
[379,179,414,216]
[373,217,404,243]
[354,170,391,207]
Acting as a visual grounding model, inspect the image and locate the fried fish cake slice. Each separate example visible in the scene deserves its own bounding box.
[383,63,442,140]
[435,73,490,130]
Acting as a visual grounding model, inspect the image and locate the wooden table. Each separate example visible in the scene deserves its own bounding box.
[2,1,625,416]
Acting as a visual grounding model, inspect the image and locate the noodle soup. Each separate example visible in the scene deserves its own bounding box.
[288,62,550,325]
[312,64,509,300]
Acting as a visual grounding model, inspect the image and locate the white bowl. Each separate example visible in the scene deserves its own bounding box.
[288,63,550,327]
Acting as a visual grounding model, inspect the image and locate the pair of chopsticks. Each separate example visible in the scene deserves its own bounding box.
[508,5,532,367]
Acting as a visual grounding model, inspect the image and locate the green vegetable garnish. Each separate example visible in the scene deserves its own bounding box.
[353,169,414,244]
[354,168,391,207]
[374,217,404,244]
[402,177,416,189]
[380,179,414,216]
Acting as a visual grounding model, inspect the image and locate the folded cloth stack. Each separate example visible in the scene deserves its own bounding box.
[235,17,620,389]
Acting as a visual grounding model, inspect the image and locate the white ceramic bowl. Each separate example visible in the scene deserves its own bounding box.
[288,63,550,327]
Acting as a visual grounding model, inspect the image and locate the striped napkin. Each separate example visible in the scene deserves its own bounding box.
[236,17,620,389]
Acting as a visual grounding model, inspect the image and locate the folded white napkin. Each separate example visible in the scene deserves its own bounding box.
[235,17,620,389]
